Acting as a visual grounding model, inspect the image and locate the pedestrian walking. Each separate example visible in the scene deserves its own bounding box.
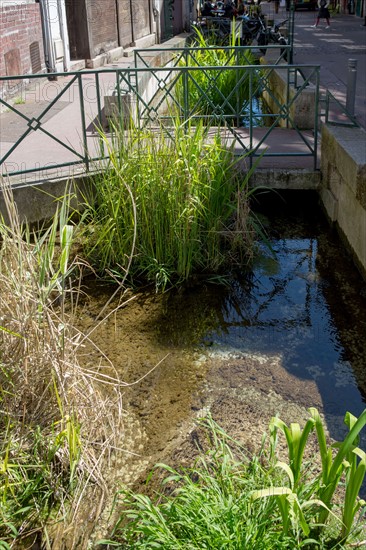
[311,0,331,28]
[274,0,280,13]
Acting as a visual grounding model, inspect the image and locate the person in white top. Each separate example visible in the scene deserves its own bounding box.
[311,0,331,28]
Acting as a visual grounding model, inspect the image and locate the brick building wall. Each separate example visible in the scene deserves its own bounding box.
[0,3,45,78]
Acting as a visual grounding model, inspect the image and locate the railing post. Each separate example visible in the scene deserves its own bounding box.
[249,67,253,169]
[236,46,240,128]
[288,2,295,65]
[78,73,89,172]
[183,50,189,129]
[346,59,357,117]
[313,66,320,171]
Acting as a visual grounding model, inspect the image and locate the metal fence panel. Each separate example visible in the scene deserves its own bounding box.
[1,56,320,180]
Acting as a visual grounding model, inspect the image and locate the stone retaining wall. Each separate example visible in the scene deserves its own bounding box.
[319,124,366,278]
[260,61,316,130]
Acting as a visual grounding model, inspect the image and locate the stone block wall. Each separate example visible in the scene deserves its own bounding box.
[104,34,188,120]
[320,124,366,278]
[260,62,316,130]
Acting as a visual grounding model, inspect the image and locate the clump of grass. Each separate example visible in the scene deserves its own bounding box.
[175,26,258,123]
[98,416,294,549]
[0,181,124,547]
[13,95,25,105]
[99,413,366,549]
[82,118,257,291]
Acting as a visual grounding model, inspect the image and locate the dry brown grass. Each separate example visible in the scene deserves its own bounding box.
[0,180,127,547]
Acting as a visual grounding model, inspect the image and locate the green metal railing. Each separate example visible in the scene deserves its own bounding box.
[1,71,101,178]
[1,50,320,180]
[122,61,320,169]
[323,90,360,127]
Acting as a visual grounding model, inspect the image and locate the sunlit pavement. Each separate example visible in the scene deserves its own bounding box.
[261,1,366,128]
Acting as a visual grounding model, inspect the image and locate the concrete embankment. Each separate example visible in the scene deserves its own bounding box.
[320,124,366,279]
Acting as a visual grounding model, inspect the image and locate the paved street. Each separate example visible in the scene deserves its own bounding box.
[262,1,366,128]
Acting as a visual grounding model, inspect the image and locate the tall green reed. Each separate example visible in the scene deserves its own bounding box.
[83,118,257,290]
[175,26,258,123]
[0,182,124,546]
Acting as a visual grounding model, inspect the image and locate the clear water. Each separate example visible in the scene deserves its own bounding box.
[210,192,366,439]
[158,191,366,443]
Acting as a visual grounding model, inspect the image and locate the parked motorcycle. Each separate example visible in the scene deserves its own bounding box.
[239,13,267,44]
[194,7,289,57]
[256,18,289,59]
[194,12,265,45]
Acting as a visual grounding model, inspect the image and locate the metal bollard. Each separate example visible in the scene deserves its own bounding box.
[346,59,357,117]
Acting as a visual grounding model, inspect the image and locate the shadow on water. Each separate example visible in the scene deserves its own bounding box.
[155,191,366,444]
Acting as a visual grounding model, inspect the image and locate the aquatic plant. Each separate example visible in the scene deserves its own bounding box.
[82,118,258,291]
[253,407,366,544]
[308,408,366,539]
[99,412,366,549]
[175,26,259,123]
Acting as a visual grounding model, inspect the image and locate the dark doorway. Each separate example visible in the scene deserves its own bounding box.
[65,0,90,59]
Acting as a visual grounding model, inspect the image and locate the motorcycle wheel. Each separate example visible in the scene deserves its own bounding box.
[279,37,288,61]
[257,32,268,55]
[241,33,253,45]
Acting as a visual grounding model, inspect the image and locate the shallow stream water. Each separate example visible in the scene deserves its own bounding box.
[77,190,366,513]
[201,190,366,440]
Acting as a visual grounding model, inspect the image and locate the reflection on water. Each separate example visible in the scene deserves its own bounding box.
[241,97,264,127]
[158,191,366,442]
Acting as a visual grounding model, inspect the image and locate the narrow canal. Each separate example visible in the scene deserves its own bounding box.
[77,190,366,509]
[200,190,366,440]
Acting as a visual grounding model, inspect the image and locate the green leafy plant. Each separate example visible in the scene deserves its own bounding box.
[256,408,366,544]
[342,446,366,540]
[82,118,258,290]
[269,414,316,489]
[308,408,366,537]
[175,26,259,124]
[251,462,330,540]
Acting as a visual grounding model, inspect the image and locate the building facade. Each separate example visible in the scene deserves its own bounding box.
[0,0,196,83]
[0,0,45,79]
